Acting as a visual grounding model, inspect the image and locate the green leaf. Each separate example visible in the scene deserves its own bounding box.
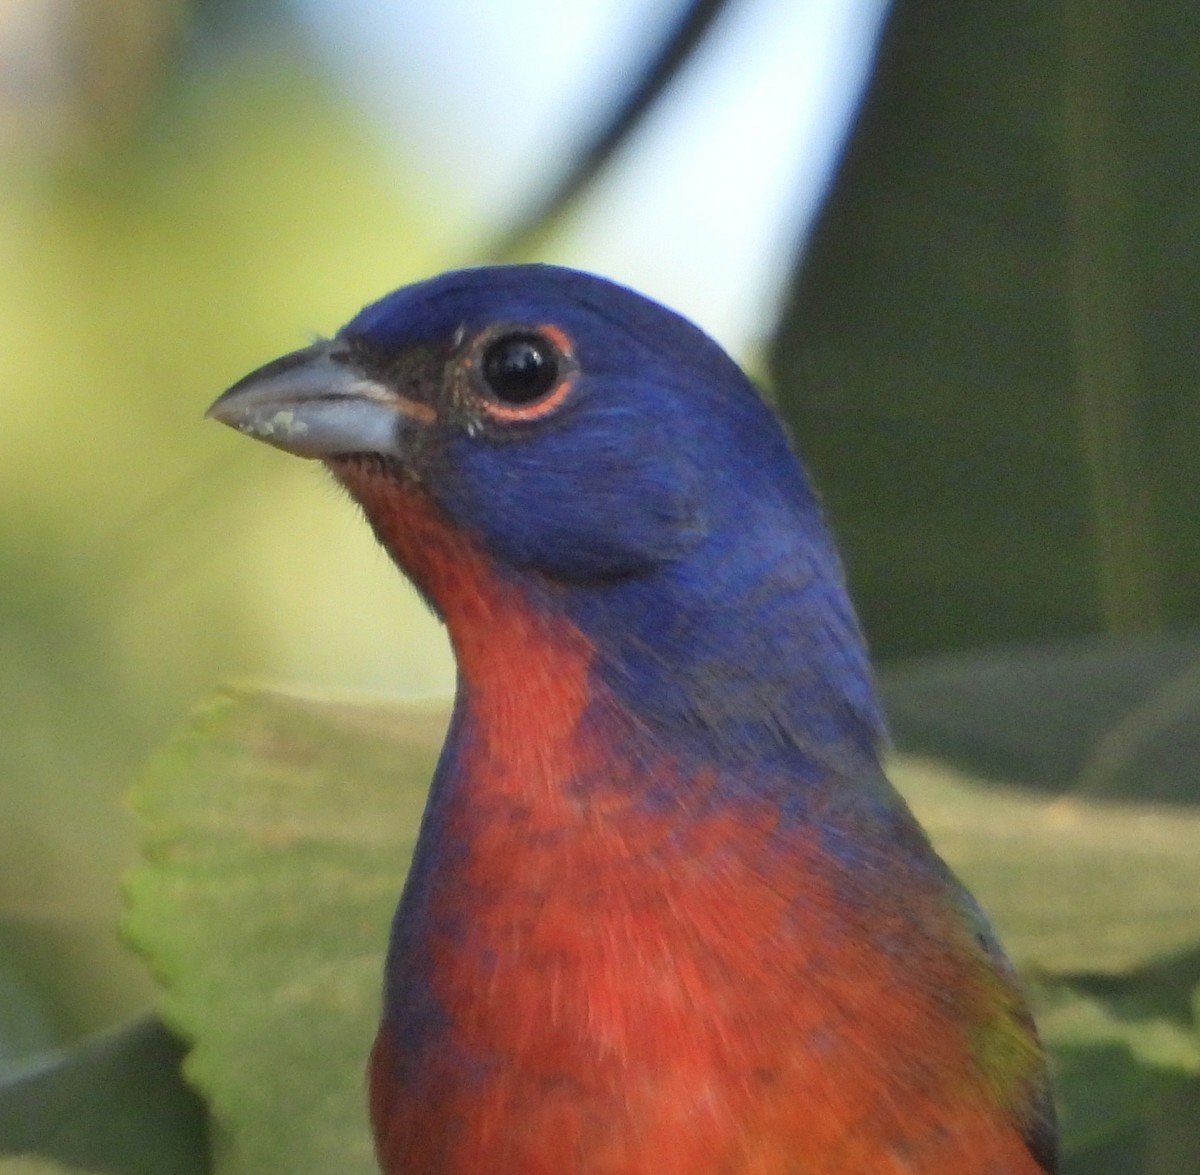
[126,688,1200,1172]
[770,0,1200,653]
[1051,1041,1161,1160]
[1046,994,1200,1175]
[124,690,443,1175]
[880,636,1200,804]
[0,927,61,1079]
[1036,984,1200,1077]
[0,1159,100,1175]
[1032,977,1200,1164]
[0,1018,207,1175]
[892,757,1200,975]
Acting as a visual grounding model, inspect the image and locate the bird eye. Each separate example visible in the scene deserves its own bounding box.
[480,332,560,405]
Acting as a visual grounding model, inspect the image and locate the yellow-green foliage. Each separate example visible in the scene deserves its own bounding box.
[124,689,1200,1175]
[0,52,455,1039]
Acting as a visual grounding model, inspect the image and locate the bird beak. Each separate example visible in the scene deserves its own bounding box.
[206,341,435,461]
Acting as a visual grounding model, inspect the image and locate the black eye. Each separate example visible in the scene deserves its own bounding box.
[480,332,560,404]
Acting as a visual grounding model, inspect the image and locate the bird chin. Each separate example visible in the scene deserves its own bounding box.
[325,452,415,482]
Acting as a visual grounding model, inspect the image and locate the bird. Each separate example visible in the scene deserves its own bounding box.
[208,264,1057,1175]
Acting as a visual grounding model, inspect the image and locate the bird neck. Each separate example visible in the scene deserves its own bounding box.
[334,460,884,790]
[332,462,599,762]
[561,518,888,783]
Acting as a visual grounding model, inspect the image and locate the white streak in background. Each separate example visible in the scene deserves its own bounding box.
[287,0,889,353]
[563,0,890,351]
[286,0,672,214]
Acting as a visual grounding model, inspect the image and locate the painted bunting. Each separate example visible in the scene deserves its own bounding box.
[209,265,1056,1174]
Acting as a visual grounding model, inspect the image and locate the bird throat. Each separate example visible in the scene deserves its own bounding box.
[330,459,596,755]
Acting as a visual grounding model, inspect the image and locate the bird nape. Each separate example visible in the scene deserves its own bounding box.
[209,263,1057,1175]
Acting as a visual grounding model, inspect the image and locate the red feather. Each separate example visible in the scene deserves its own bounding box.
[342,463,1043,1174]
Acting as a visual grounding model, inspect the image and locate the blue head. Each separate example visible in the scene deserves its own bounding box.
[210,264,885,774]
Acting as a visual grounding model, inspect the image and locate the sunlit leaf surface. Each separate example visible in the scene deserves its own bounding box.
[894,759,1200,975]
[0,1158,98,1175]
[125,691,441,1175]
[127,688,1200,1173]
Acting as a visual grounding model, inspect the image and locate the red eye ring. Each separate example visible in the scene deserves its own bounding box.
[474,323,578,422]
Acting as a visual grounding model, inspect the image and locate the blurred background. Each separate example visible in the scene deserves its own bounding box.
[1,0,1197,1171]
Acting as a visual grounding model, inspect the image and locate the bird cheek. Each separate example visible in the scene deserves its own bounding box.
[443,437,706,582]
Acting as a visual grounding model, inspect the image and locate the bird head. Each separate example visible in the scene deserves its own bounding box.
[209,264,883,772]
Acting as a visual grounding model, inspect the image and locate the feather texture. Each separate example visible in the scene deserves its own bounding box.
[212,265,1057,1173]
